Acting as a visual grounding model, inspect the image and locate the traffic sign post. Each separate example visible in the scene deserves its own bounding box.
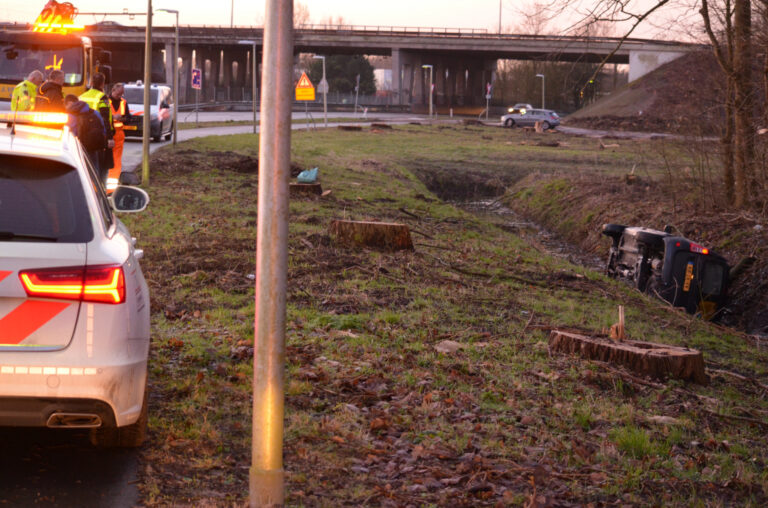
[295,72,315,101]
[191,68,202,126]
[485,82,492,120]
[295,72,316,130]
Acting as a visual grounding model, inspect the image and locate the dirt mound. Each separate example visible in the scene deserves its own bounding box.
[152,149,305,177]
[566,50,727,135]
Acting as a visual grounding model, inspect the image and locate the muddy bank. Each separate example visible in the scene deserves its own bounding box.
[408,161,767,334]
[503,172,768,334]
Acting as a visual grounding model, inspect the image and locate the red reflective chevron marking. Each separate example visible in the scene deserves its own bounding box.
[0,301,70,344]
[0,271,10,283]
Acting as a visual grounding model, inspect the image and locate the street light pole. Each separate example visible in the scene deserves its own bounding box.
[313,55,327,128]
[157,8,179,146]
[536,73,545,109]
[250,0,293,506]
[239,40,258,134]
[141,0,152,185]
[422,64,433,118]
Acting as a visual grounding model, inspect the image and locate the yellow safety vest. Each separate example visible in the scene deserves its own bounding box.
[11,80,37,111]
[110,98,126,129]
[79,88,113,127]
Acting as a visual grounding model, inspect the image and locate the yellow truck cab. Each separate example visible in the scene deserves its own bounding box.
[1,22,111,112]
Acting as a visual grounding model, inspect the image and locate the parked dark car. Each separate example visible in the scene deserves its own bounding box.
[601,224,729,319]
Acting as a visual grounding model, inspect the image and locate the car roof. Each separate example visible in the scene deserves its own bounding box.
[124,83,170,90]
[0,123,78,164]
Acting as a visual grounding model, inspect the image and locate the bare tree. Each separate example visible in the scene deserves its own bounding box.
[294,2,310,27]
[701,0,737,202]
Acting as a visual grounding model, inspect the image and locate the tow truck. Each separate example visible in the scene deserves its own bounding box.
[0,1,111,110]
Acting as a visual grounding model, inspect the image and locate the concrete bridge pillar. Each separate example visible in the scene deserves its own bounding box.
[178,46,193,105]
[628,48,685,82]
[164,42,175,87]
[392,48,420,106]
[199,47,219,102]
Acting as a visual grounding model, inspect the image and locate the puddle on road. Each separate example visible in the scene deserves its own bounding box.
[459,199,605,271]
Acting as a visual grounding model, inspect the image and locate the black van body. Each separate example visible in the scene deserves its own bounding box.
[601,224,729,319]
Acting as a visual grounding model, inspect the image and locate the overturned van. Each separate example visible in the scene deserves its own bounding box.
[601,224,729,319]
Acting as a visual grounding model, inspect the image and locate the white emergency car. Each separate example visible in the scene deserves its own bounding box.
[0,111,151,447]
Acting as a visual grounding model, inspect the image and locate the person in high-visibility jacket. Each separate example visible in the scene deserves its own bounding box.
[79,72,114,184]
[107,82,130,192]
[11,70,44,111]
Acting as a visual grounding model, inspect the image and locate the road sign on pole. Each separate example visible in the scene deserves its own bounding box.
[295,72,315,101]
[191,68,202,90]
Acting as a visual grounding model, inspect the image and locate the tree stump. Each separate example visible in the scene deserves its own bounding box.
[329,220,414,251]
[370,123,392,129]
[549,330,708,384]
[289,183,323,197]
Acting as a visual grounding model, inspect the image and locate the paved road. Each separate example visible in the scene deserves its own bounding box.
[123,112,431,172]
[0,429,140,507]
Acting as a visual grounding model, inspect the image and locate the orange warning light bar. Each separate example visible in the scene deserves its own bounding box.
[0,112,69,126]
[32,1,83,34]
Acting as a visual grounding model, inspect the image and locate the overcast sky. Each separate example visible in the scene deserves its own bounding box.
[1,0,701,41]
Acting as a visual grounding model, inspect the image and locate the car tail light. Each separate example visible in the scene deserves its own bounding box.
[689,243,709,255]
[19,265,125,304]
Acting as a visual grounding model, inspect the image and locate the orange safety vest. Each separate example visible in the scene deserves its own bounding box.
[110,98,127,129]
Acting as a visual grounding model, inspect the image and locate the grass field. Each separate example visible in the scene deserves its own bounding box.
[123,124,768,506]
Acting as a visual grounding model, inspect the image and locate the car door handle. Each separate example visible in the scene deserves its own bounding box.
[134,249,144,260]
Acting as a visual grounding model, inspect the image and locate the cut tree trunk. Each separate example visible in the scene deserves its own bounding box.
[329,220,414,251]
[549,330,708,385]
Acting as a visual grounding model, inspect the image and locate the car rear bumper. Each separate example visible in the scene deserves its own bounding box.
[0,396,116,427]
[0,359,147,427]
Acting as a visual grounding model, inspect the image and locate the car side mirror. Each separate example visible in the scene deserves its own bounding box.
[110,186,149,213]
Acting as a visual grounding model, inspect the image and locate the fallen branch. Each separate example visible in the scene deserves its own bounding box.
[410,228,435,240]
[398,207,422,220]
[708,368,768,392]
[702,409,768,428]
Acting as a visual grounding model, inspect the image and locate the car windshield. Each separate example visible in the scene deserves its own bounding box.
[0,44,83,85]
[123,88,158,105]
[0,154,93,242]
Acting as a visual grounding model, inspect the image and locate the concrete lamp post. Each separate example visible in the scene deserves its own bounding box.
[313,55,327,128]
[422,64,433,118]
[238,40,258,133]
[156,8,178,146]
[536,73,545,109]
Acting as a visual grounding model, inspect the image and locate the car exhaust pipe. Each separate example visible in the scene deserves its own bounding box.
[46,412,102,429]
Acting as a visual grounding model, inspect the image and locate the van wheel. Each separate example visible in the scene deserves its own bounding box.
[163,125,173,141]
[602,223,626,238]
[505,118,515,128]
[541,121,551,130]
[90,385,148,448]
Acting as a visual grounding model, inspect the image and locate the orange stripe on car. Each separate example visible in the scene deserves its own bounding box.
[0,301,70,344]
[0,271,11,283]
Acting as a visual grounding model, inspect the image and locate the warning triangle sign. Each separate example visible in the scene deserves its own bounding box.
[296,72,314,89]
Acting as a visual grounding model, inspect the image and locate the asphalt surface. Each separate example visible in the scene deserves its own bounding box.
[0,429,140,507]
[122,111,430,172]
